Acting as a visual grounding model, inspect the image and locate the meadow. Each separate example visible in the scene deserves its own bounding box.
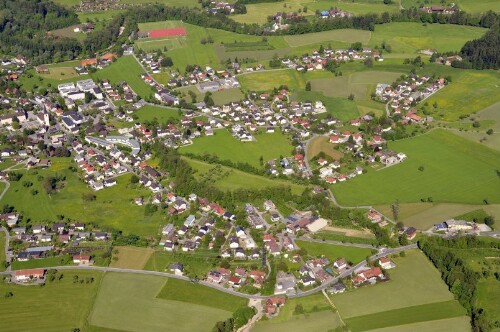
[401,0,500,13]
[3,158,167,236]
[180,130,294,168]
[333,129,500,206]
[134,105,181,123]
[0,231,5,271]
[284,29,371,47]
[476,277,500,323]
[295,90,361,121]
[144,250,219,279]
[307,135,345,160]
[0,270,103,332]
[294,240,374,263]
[90,273,233,332]
[364,316,471,332]
[185,157,307,195]
[110,246,154,269]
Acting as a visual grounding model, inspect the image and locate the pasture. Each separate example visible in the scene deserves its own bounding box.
[185,157,307,195]
[253,310,343,332]
[294,240,373,263]
[0,231,5,271]
[332,250,458,318]
[110,246,154,269]
[180,130,294,168]
[134,105,181,123]
[402,0,500,13]
[284,29,371,47]
[90,273,232,332]
[364,316,471,332]
[333,129,500,206]
[476,277,500,323]
[3,158,167,236]
[294,90,361,121]
[144,250,219,279]
[157,277,247,311]
[307,136,344,161]
[0,270,103,332]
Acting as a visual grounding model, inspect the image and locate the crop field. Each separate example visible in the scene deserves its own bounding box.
[294,240,373,263]
[180,130,294,168]
[425,70,500,121]
[134,105,181,123]
[0,270,103,332]
[3,158,166,236]
[157,278,247,311]
[333,129,500,206]
[185,157,307,194]
[332,250,459,317]
[253,310,343,332]
[110,246,154,269]
[90,273,232,332]
[368,22,487,53]
[284,29,372,47]
[91,56,153,99]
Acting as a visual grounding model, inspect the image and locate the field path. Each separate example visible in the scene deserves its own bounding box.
[322,289,346,327]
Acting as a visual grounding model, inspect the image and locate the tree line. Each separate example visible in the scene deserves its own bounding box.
[456,25,500,69]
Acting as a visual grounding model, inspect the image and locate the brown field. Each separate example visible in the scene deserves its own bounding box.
[110,246,154,269]
[308,136,344,160]
[323,226,375,238]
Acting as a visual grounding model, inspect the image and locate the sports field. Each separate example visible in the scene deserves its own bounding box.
[333,129,500,206]
[90,273,233,332]
[110,246,154,269]
[0,270,103,332]
[180,130,294,168]
[295,240,373,263]
[3,158,166,236]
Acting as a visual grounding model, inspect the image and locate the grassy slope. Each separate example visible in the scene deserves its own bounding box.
[476,277,500,322]
[157,277,247,311]
[180,130,294,168]
[333,129,500,206]
[0,270,103,332]
[90,273,232,332]
[332,250,456,318]
[295,240,373,263]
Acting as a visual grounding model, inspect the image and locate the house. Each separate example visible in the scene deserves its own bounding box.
[333,258,348,270]
[207,271,223,283]
[169,262,184,276]
[378,257,396,270]
[367,210,382,223]
[353,267,384,286]
[405,227,417,240]
[329,283,346,294]
[228,276,241,287]
[14,268,45,282]
[73,254,91,264]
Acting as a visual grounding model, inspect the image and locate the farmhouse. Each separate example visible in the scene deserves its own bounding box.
[14,268,45,282]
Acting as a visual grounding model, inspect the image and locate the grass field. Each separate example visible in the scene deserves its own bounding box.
[295,240,373,263]
[90,273,232,332]
[295,90,361,121]
[332,250,457,318]
[364,316,471,332]
[180,130,294,168]
[91,56,153,99]
[3,158,166,236]
[10,256,72,270]
[253,310,343,332]
[134,105,181,123]
[333,129,500,206]
[0,231,5,271]
[476,277,500,323]
[345,300,466,332]
[157,277,247,311]
[402,0,500,13]
[307,136,344,161]
[177,85,245,105]
[110,246,154,269]
[284,29,372,47]
[238,69,307,91]
[144,250,219,279]
[185,157,307,194]
[0,270,103,332]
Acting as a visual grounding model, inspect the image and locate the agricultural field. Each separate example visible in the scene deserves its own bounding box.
[90,273,233,332]
[110,246,154,269]
[157,277,248,311]
[144,250,219,279]
[177,85,245,106]
[307,136,345,161]
[402,0,500,13]
[294,90,361,121]
[294,240,374,263]
[0,270,103,332]
[284,29,372,47]
[185,157,307,195]
[37,60,81,80]
[476,277,500,323]
[180,130,294,168]
[364,316,472,332]
[134,105,182,123]
[3,158,167,236]
[90,56,153,99]
[333,129,500,206]
[332,250,469,331]
[238,69,307,91]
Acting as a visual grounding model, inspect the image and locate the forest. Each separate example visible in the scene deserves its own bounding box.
[456,26,500,69]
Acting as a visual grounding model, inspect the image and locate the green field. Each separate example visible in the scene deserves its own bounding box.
[157,277,247,311]
[135,105,181,123]
[476,277,500,323]
[295,90,361,121]
[402,0,500,13]
[180,130,294,168]
[90,273,233,332]
[177,85,245,105]
[144,250,219,279]
[0,270,103,332]
[185,157,307,194]
[253,310,343,332]
[3,158,166,236]
[0,231,5,271]
[284,29,372,47]
[295,240,373,263]
[238,69,307,91]
[333,129,500,206]
[332,250,458,318]
[110,246,154,269]
[364,316,471,332]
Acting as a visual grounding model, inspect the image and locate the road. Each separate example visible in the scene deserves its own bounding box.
[0,226,10,272]
[0,179,10,201]
[0,244,418,299]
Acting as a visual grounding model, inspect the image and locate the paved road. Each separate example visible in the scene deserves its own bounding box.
[0,244,418,299]
[0,179,10,201]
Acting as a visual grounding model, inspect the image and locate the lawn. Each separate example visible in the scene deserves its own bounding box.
[0,270,103,332]
[345,300,466,332]
[91,56,153,99]
[369,22,487,53]
[364,316,471,332]
[284,29,372,47]
[425,70,500,121]
[10,256,72,270]
[3,158,167,236]
[110,246,154,269]
[185,157,307,195]
[294,240,373,263]
[238,69,308,91]
[90,273,232,332]
[144,250,219,279]
[157,277,247,311]
[333,129,500,206]
[134,105,181,123]
[332,250,457,318]
[294,90,360,121]
[180,130,294,168]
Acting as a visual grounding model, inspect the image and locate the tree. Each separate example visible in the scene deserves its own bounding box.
[294,304,305,315]
[305,81,311,91]
[130,174,139,184]
[160,57,173,67]
[484,215,495,227]
[486,129,494,135]
[391,199,400,221]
